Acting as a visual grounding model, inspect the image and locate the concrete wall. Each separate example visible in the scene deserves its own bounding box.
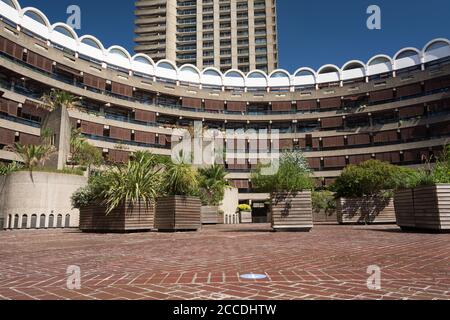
[1,171,87,230]
[42,107,72,170]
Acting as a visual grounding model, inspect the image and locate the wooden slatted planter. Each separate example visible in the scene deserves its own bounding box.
[271,192,313,232]
[201,206,220,224]
[337,197,396,224]
[240,211,253,224]
[79,201,154,233]
[155,196,201,232]
[394,184,450,232]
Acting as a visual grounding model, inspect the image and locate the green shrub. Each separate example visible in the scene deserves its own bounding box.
[331,160,406,198]
[238,204,251,212]
[407,145,450,188]
[312,191,336,213]
[251,151,313,193]
[0,162,22,176]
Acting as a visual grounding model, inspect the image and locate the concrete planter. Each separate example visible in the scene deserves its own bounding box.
[79,201,154,233]
[155,196,201,232]
[337,196,396,225]
[1,171,87,230]
[239,211,253,224]
[270,192,313,232]
[201,206,220,224]
[394,184,450,232]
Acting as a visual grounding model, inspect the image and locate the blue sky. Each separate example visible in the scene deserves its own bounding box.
[17,0,450,72]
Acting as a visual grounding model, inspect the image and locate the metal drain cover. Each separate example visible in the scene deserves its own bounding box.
[240,274,267,280]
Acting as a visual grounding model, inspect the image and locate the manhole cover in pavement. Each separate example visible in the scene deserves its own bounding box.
[240,274,267,280]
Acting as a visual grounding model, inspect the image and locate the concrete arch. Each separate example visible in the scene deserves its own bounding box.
[178,64,201,83]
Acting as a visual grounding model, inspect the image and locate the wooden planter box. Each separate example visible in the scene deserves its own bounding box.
[394,184,450,232]
[201,206,220,224]
[313,209,337,224]
[239,211,253,224]
[271,192,313,232]
[155,196,201,232]
[337,197,396,225]
[79,201,154,232]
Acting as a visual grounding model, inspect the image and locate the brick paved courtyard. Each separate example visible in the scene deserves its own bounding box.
[0,224,449,300]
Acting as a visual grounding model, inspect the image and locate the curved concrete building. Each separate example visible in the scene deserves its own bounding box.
[0,0,449,224]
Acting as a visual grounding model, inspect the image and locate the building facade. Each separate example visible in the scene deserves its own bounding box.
[1,0,450,228]
[135,0,279,73]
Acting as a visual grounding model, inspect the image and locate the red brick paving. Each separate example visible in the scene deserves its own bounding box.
[0,224,449,300]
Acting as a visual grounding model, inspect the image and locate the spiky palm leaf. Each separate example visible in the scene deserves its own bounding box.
[13,143,55,172]
[101,151,164,214]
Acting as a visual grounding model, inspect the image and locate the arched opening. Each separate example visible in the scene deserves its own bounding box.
[368,55,393,80]
[1,0,17,9]
[342,61,366,84]
[202,68,223,89]
[39,214,46,228]
[48,214,54,228]
[57,214,63,228]
[24,11,47,25]
[293,69,316,91]
[317,65,340,88]
[224,71,245,91]
[31,214,37,229]
[21,214,28,229]
[53,25,75,39]
[13,214,19,229]
[81,38,101,49]
[109,48,128,59]
[8,214,12,229]
[64,214,71,228]
[424,40,450,66]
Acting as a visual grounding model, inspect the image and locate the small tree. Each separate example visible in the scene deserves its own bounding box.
[198,165,229,206]
[251,151,314,194]
[70,129,104,173]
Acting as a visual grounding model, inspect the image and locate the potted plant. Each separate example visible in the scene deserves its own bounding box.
[251,151,314,232]
[154,160,202,232]
[198,165,229,224]
[331,160,400,225]
[394,145,450,232]
[73,151,162,232]
[237,204,253,223]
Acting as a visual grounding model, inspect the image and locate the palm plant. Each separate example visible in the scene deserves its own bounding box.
[13,143,55,174]
[198,164,229,206]
[40,89,78,112]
